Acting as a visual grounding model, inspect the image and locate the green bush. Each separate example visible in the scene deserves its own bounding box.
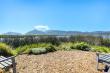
[15,43,56,54]
[92,46,110,53]
[30,48,47,55]
[16,45,30,54]
[71,42,91,51]
[46,45,57,52]
[29,45,57,55]
[0,43,14,56]
[57,42,74,51]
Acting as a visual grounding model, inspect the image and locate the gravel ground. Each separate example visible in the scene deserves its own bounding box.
[1,51,103,73]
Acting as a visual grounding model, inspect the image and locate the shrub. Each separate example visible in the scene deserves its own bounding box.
[71,42,91,51]
[57,42,74,51]
[16,45,30,54]
[29,44,57,55]
[15,43,56,54]
[29,48,47,55]
[92,46,110,53]
[0,43,14,56]
[46,45,57,52]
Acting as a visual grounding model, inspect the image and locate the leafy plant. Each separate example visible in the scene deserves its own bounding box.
[57,42,74,51]
[29,48,47,55]
[92,46,110,53]
[71,42,91,51]
[0,43,14,56]
[15,43,56,54]
[46,45,57,52]
[16,45,30,54]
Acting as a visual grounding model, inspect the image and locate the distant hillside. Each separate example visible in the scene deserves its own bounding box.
[2,30,110,38]
[26,29,46,35]
[3,32,22,35]
[26,29,110,37]
[26,29,83,35]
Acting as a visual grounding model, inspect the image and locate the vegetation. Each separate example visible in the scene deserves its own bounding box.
[15,43,53,54]
[46,45,57,52]
[0,35,104,48]
[0,43,16,56]
[0,35,110,56]
[30,48,47,55]
[71,42,91,51]
[57,42,74,51]
[92,46,110,53]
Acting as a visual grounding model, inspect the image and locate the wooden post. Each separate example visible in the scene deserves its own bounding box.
[104,65,110,73]
[96,52,99,70]
[107,67,110,73]
[12,57,16,73]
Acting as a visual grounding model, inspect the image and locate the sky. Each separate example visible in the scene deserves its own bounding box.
[0,0,110,34]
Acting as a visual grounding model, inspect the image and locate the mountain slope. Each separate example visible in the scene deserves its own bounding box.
[3,32,22,35]
[3,30,110,37]
[26,29,83,35]
[26,29,110,36]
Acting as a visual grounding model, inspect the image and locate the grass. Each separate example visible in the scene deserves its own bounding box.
[57,42,74,51]
[0,43,15,56]
[91,46,110,53]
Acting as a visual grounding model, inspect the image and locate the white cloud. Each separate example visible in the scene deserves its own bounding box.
[34,25,50,32]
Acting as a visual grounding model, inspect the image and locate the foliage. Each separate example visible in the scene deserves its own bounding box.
[16,45,29,54]
[45,45,57,52]
[1,35,107,48]
[1,34,110,55]
[69,35,102,45]
[57,42,74,51]
[71,42,91,51]
[2,36,61,48]
[30,48,47,55]
[1,41,110,56]
[15,43,55,54]
[0,43,14,56]
[92,46,110,53]
[100,39,110,47]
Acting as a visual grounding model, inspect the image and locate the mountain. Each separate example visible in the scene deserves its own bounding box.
[26,30,110,37]
[2,30,110,38]
[26,29,81,35]
[26,29,46,35]
[3,32,22,35]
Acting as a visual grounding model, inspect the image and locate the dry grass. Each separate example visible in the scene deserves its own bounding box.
[14,51,103,73]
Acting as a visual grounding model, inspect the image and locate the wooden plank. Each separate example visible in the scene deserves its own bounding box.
[96,53,110,72]
[0,56,14,62]
[99,55,110,59]
[0,56,12,62]
[0,63,5,68]
[106,58,110,61]
[99,55,110,62]
[98,53,110,56]
[0,57,9,67]
[0,56,12,65]
[99,57,110,61]
[99,54,110,63]
[0,56,13,69]
[0,56,17,73]
[103,57,110,61]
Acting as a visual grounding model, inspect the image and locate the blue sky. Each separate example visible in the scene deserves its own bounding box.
[0,0,110,34]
